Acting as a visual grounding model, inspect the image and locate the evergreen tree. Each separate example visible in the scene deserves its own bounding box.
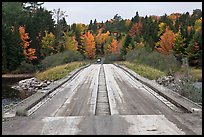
[92,19,98,34]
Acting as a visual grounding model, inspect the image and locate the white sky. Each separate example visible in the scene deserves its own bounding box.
[42,2,202,25]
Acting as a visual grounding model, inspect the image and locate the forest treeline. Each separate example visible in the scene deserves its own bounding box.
[2,2,202,73]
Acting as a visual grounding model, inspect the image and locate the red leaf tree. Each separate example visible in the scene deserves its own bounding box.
[128,21,142,38]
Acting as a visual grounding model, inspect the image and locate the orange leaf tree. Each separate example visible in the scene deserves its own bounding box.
[19,26,37,62]
[95,29,110,45]
[95,28,110,55]
[81,31,96,59]
[106,39,118,55]
[155,27,175,54]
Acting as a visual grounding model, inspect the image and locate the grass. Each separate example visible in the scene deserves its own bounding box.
[35,61,88,81]
[176,76,202,103]
[117,61,202,103]
[16,109,27,116]
[175,67,202,82]
[189,68,202,82]
[117,61,166,80]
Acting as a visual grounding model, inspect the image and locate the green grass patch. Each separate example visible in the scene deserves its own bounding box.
[176,67,202,82]
[189,68,202,82]
[16,109,27,116]
[117,61,166,80]
[35,61,88,81]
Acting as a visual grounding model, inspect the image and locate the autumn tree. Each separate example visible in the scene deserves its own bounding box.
[81,31,96,59]
[19,26,37,62]
[41,31,55,56]
[23,6,55,60]
[105,38,118,55]
[173,31,186,62]
[124,19,132,32]
[155,27,175,54]
[71,23,86,55]
[129,21,142,38]
[62,32,78,51]
[95,28,110,55]
[168,13,181,25]
[160,13,174,31]
[157,22,167,37]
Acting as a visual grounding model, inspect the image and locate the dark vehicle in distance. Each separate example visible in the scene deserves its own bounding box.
[97,58,101,63]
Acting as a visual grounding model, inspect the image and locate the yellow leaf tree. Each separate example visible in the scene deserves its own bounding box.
[41,30,55,56]
[62,32,78,51]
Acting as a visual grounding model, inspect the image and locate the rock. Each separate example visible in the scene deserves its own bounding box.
[11,77,54,95]
[30,77,36,81]
[46,81,51,85]
[193,82,202,89]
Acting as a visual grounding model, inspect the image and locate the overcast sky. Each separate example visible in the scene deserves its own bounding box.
[42,2,202,25]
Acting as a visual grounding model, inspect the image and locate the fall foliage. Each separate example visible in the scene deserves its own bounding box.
[19,26,37,62]
[129,21,142,38]
[95,28,110,45]
[194,17,202,32]
[158,22,166,37]
[106,39,118,54]
[155,27,175,54]
[81,31,96,59]
[2,3,202,74]
[62,32,78,51]
[41,31,55,56]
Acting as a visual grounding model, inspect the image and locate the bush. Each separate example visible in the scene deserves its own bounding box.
[176,77,202,103]
[12,61,37,74]
[16,109,27,116]
[126,48,181,75]
[40,50,83,71]
[104,53,123,64]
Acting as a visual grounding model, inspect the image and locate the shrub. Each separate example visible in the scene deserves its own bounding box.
[12,61,37,74]
[176,77,202,103]
[16,109,27,116]
[40,50,83,71]
[104,53,123,64]
[126,47,181,74]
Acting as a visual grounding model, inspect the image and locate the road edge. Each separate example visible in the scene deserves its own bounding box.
[114,63,202,116]
[3,64,91,118]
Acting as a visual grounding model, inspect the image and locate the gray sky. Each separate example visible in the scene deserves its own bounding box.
[42,2,202,25]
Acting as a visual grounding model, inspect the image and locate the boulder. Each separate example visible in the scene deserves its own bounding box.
[12,77,53,92]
